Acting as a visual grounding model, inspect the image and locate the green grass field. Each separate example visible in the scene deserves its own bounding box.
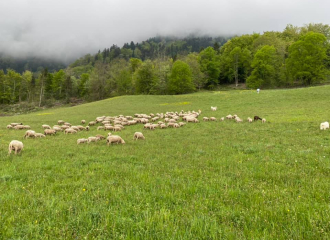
[0,86,330,239]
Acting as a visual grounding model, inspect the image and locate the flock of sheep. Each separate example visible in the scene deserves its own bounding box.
[6,106,329,155]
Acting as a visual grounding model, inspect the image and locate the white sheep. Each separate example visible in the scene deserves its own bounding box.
[107,135,125,145]
[262,118,266,123]
[8,140,24,155]
[133,132,145,140]
[88,121,96,126]
[58,120,65,125]
[53,126,62,132]
[44,129,56,135]
[210,117,217,121]
[247,117,253,123]
[77,138,88,144]
[107,132,112,137]
[320,122,329,130]
[160,124,167,129]
[7,125,13,129]
[211,106,217,111]
[35,133,46,138]
[81,120,86,124]
[10,123,23,126]
[220,117,224,121]
[236,117,243,123]
[23,130,36,139]
[87,136,100,143]
[226,115,233,119]
[203,117,209,121]
[64,128,77,134]
[42,124,51,129]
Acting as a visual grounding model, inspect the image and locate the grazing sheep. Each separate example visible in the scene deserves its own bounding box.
[64,122,71,127]
[44,129,56,135]
[7,125,13,129]
[95,134,106,140]
[160,124,167,129]
[186,117,199,123]
[22,125,31,129]
[128,120,137,125]
[173,123,180,128]
[167,122,175,128]
[236,117,243,123]
[107,135,125,145]
[71,126,79,131]
[144,123,154,130]
[10,123,23,127]
[254,116,262,121]
[64,128,77,134]
[53,126,62,132]
[320,122,329,130]
[85,126,90,131]
[211,106,217,111]
[35,133,46,138]
[88,121,96,126]
[203,117,209,121]
[81,120,86,124]
[87,136,100,143]
[107,132,112,137]
[262,118,266,123]
[104,125,114,131]
[133,132,145,140]
[97,126,105,131]
[220,117,224,121]
[8,140,24,155]
[61,125,70,130]
[179,122,186,126]
[226,115,233,119]
[77,138,88,144]
[113,126,122,132]
[42,124,51,129]
[24,130,36,139]
[58,120,65,125]
[210,117,217,121]
[247,117,253,123]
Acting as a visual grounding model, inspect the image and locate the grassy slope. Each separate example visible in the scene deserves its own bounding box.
[0,86,330,239]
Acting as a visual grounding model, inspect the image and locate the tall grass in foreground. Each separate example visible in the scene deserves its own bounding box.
[0,86,330,239]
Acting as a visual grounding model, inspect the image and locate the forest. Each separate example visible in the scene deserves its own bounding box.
[0,23,329,106]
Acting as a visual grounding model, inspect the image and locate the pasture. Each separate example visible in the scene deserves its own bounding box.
[0,86,330,239]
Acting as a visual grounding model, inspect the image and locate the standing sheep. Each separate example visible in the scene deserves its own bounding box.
[44,129,56,135]
[23,130,36,139]
[81,120,86,124]
[107,135,125,145]
[262,118,266,123]
[35,133,46,138]
[87,136,101,143]
[133,132,145,140]
[320,122,329,130]
[8,140,24,155]
[77,138,88,144]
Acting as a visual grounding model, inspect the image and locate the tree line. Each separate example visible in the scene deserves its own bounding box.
[0,23,329,105]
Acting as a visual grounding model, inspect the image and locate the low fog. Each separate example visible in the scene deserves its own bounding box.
[0,0,329,62]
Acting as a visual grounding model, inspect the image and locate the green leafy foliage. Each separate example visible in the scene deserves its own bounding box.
[168,60,195,94]
[286,32,328,85]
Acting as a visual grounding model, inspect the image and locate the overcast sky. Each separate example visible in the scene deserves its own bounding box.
[0,0,329,62]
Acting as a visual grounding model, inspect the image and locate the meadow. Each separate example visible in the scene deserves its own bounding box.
[0,86,330,239]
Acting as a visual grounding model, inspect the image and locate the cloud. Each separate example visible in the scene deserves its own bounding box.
[0,0,329,62]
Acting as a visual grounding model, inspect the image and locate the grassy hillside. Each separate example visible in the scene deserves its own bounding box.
[0,86,330,239]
